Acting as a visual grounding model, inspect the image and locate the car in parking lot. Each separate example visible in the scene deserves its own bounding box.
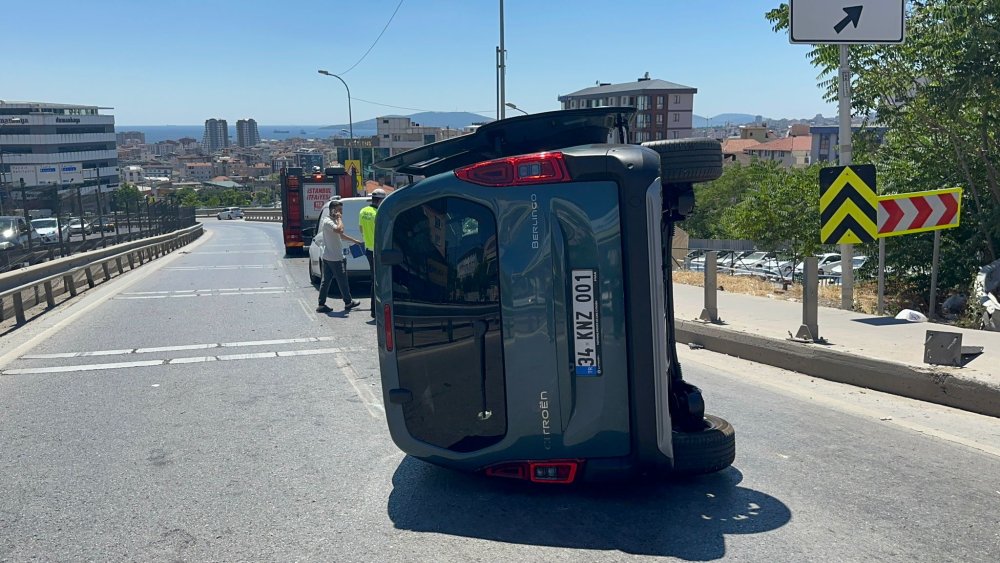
[67,218,92,235]
[371,107,735,483]
[306,196,371,286]
[1,216,45,270]
[217,207,244,220]
[93,216,117,232]
[30,217,68,244]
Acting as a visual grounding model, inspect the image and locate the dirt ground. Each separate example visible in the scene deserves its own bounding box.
[673,270,880,313]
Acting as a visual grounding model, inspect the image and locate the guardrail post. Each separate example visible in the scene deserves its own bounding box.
[63,274,77,297]
[116,256,124,274]
[699,251,720,323]
[128,252,136,269]
[12,291,26,325]
[102,262,111,281]
[85,267,95,289]
[795,257,820,342]
[43,280,56,308]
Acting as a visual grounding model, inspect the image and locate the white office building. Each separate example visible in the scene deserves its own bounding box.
[0,101,119,191]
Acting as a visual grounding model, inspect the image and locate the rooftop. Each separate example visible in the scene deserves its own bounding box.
[744,135,813,153]
[560,78,697,99]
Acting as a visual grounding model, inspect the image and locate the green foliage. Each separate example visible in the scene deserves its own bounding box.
[766,0,1000,307]
[112,183,143,209]
[690,161,824,259]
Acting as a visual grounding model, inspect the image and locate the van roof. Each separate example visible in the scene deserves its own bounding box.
[373,107,635,177]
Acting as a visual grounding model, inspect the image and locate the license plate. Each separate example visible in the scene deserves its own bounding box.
[571,269,601,376]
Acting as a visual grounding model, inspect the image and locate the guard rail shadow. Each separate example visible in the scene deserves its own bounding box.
[0,224,203,329]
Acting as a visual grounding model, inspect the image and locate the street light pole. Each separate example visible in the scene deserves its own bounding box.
[498,0,506,120]
[318,70,357,193]
[317,70,354,160]
[505,102,528,116]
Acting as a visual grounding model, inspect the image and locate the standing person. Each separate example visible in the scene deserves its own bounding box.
[317,199,363,313]
[359,188,386,318]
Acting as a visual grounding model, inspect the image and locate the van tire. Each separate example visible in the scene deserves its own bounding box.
[309,261,320,285]
[671,414,736,476]
[642,139,724,184]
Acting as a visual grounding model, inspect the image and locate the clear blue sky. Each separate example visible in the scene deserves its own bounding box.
[2,0,834,125]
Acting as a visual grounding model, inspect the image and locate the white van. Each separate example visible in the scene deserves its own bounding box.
[307,197,372,284]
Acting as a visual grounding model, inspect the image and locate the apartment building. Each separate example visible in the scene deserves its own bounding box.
[236,118,260,148]
[202,118,229,153]
[557,74,698,142]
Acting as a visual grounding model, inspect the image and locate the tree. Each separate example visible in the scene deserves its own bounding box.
[112,183,143,210]
[766,1,1000,307]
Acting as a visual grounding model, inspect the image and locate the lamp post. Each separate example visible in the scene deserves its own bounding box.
[318,69,358,194]
[318,71,354,163]
[504,102,528,116]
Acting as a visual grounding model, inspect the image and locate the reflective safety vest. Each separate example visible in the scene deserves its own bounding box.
[359,205,377,248]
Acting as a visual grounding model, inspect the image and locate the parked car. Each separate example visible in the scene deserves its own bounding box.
[829,255,869,276]
[1,216,45,269]
[30,217,68,244]
[67,218,92,235]
[217,207,244,220]
[795,252,841,276]
[307,197,371,286]
[93,216,117,232]
[371,107,734,483]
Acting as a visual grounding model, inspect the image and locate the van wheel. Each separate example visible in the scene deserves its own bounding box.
[309,260,320,285]
[642,139,724,184]
[671,414,736,476]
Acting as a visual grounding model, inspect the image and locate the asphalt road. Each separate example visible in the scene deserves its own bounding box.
[1,220,998,562]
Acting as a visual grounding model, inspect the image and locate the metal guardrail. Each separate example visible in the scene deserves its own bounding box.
[0,224,203,326]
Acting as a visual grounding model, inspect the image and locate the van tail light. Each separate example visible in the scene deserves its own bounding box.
[455,152,570,187]
[484,460,582,484]
[383,304,394,351]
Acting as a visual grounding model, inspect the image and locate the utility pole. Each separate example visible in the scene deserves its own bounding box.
[498,0,506,120]
[838,44,854,310]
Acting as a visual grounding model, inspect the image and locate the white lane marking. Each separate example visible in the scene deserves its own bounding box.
[192,251,278,255]
[168,356,218,364]
[137,343,219,354]
[4,346,366,375]
[3,360,165,375]
[277,347,341,357]
[221,337,324,348]
[217,352,277,361]
[23,336,339,359]
[332,351,385,419]
[164,265,273,271]
[114,289,288,300]
[0,228,215,372]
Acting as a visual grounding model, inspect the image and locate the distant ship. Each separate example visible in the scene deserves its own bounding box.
[299,129,307,134]
[272,129,290,133]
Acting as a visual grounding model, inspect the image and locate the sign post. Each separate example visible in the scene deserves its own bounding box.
[791,0,906,310]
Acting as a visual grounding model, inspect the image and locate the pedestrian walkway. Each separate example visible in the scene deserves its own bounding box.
[672,282,1000,418]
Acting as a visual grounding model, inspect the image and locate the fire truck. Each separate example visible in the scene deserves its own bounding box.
[279,165,356,254]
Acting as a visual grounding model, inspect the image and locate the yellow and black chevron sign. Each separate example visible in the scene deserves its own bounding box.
[819,164,877,244]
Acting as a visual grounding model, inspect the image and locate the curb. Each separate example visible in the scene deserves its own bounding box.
[676,319,1000,419]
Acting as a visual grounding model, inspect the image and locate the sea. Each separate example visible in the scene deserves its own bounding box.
[115,125,376,144]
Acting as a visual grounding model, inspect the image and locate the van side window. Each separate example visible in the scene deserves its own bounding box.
[390,197,506,452]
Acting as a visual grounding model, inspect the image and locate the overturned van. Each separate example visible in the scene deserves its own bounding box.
[372,108,734,483]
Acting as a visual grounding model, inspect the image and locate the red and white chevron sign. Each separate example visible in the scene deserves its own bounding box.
[877,188,962,238]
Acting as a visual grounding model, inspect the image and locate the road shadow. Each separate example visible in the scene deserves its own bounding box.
[387,457,791,560]
[852,317,913,327]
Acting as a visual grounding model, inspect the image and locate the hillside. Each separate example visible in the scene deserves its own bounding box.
[322,111,493,137]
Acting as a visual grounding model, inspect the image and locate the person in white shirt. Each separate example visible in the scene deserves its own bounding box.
[317,199,363,313]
